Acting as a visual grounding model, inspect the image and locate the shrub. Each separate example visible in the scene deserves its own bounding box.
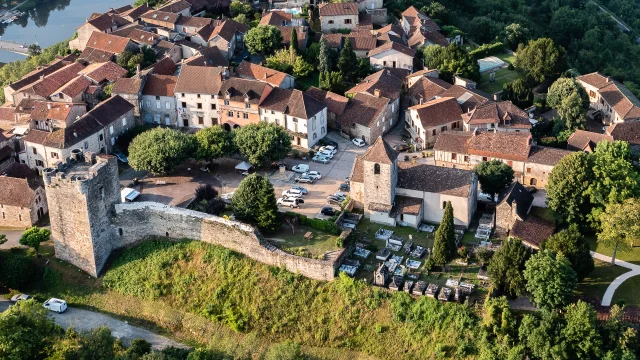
[194,184,218,202]
[0,254,36,288]
[469,42,504,59]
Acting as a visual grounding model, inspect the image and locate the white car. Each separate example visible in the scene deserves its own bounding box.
[10,294,31,302]
[352,138,366,147]
[312,154,330,164]
[277,197,303,208]
[43,298,67,313]
[291,164,309,173]
[317,150,334,159]
[291,186,308,194]
[319,145,337,155]
[282,189,303,198]
[303,171,321,180]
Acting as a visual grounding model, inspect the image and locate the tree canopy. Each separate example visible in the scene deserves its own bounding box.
[515,38,567,83]
[431,201,456,265]
[337,37,358,83]
[543,224,594,280]
[232,173,281,232]
[245,26,283,55]
[547,77,589,110]
[524,250,577,310]
[318,37,333,74]
[546,151,594,226]
[128,128,195,174]
[501,78,533,108]
[194,126,236,161]
[598,198,640,264]
[19,226,50,255]
[487,238,530,297]
[234,122,292,167]
[421,44,480,83]
[474,160,514,198]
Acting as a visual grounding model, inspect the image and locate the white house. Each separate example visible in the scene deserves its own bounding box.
[368,42,415,71]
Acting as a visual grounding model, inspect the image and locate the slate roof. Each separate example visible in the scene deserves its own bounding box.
[337,92,389,128]
[511,216,555,249]
[174,65,224,94]
[142,74,177,97]
[526,146,573,166]
[409,97,462,128]
[236,61,289,87]
[219,78,270,104]
[498,181,533,219]
[0,176,38,208]
[408,76,451,101]
[464,101,531,129]
[397,162,474,197]
[305,87,349,116]
[567,129,613,151]
[184,46,229,68]
[361,136,398,164]
[319,2,358,16]
[260,88,326,119]
[368,41,415,57]
[606,122,640,146]
[346,69,403,101]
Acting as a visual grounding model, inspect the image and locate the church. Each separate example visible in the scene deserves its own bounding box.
[349,137,478,228]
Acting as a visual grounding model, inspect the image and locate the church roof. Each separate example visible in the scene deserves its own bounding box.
[361,136,398,164]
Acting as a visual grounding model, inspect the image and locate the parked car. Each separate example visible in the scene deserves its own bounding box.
[319,145,337,155]
[333,192,348,200]
[10,294,31,302]
[352,138,366,147]
[312,154,330,164]
[478,192,493,202]
[339,183,350,191]
[325,140,339,149]
[303,171,321,180]
[277,197,303,208]
[393,144,410,152]
[291,164,309,173]
[295,175,315,184]
[271,161,288,169]
[113,150,128,163]
[321,206,337,216]
[327,196,342,205]
[291,186,308,194]
[43,298,67,313]
[317,150,334,159]
[282,189,304,198]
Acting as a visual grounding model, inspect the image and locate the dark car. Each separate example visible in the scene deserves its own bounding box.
[271,161,288,170]
[321,206,337,216]
[526,186,538,194]
[339,183,350,191]
[393,144,410,152]
[325,140,339,149]
[327,196,342,205]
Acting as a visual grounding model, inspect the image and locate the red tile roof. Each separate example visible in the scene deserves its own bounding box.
[464,101,531,129]
[141,10,181,24]
[346,69,404,101]
[599,82,640,120]
[606,122,640,146]
[511,216,555,249]
[305,87,349,116]
[142,74,177,97]
[175,65,225,94]
[567,129,613,152]
[409,97,463,128]
[368,41,415,57]
[80,61,128,83]
[338,93,389,129]
[434,131,533,161]
[260,88,326,119]
[259,11,292,26]
[158,0,192,13]
[362,136,398,164]
[145,57,177,76]
[183,46,229,67]
[526,146,573,166]
[236,61,289,87]
[78,47,115,63]
[408,76,451,102]
[86,12,131,32]
[85,32,132,54]
[397,162,474,197]
[0,176,38,208]
[219,77,271,105]
[319,2,358,16]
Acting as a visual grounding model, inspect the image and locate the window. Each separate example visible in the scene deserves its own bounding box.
[119,228,123,236]
[482,157,488,161]
[181,102,187,108]
[35,159,44,167]
[198,117,204,125]
[99,134,104,141]
[344,19,352,24]
[451,153,457,160]
[51,152,58,159]
[374,163,380,174]
[589,90,596,98]
[271,110,275,114]
[224,100,230,105]
[181,93,185,97]
[526,167,531,173]
[197,94,201,99]
[1,212,4,219]
[109,126,114,134]
[211,104,216,110]
[313,133,317,139]
[432,129,436,136]
[156,101,161,109]
[122,118,127,126]
[311,118,316,131]
[464,155,469,162]
[245,103,251,109]
[328,20,334,24]
[441,125,447,132]
[197,103,202,109]
[165,101,171,109]
[211,95,215,99]
[452,121,458,129]
[243,113,248,119]
[211,117,218,125]
[321,127,325,135]
[228,111,233,117]
[442,201,446,209]
[392,104,395,112]
[146,100,151,108]
[32,147,37,155]
[84,141,89,149]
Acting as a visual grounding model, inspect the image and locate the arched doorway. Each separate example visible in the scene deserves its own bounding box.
[233,124,241,129]
[529,178,537,186]
[223,123,232,131]
[37,208,44,220]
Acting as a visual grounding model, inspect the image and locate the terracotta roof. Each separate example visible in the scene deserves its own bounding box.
[376,33,405,47]
[599,82,640,120]
[184,46,229,68]
[141,10,180,24]
[408,76,451,101]
[78,47,115,63]
[346,69,403,101]
[527,146,572,166]
[368,41,415,57]
[337,92,389,128]
[142,74,177,97]
[236,61,289,87]
[0,107,14,122]
[377,23,405,38]
[440,85,491,112]
[29,101,81,122]
[511,216,555,249]
[80,61,128,83]
[202,18,247,42]
[422,30,448,46]
[158,0,192,13]
[0,176,37,208]
[361,136,398,164]
[260,88,326,119]
[113,27,161,45]
[397,162,474,197]
[567,129,613,151]
[175,15,213,29]
[606,122,640,146]
[259,11,292,26]
[120,4,151,20]
[434,131,532,161]
[52,76,90,98]
[145,57,177,76]
[175,65,224,94]
[18,62,86,98]
[350,155,364,183]
[7,59,69,91]
[319,2,358,16]
[305,87,349,116]
[498,181,533,219]
[112,76,144,95]
[278,26,309,50]
[391,195,422,216]
[323,34,343,48]
[82,95,134,125]
[85,32,132,54]
[577,72,612,89]
[154,40,179,59]
[15,98,37,115]
[409,97,462,128]
[219,77,270,105]
[86,12,131,32]
[111,5,133,13]
[464,101,531,129]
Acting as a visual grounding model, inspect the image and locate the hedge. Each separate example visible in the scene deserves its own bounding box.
[469,42,504,59]
[284,211,340,235]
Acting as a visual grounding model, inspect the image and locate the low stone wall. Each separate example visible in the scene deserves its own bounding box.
[111,202,342,281]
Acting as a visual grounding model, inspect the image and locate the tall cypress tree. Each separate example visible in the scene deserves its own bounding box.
[318,37,332,74]
[337,37,358,82]
[290,28,299,54]
[256,176,281,233]
[432,201,456,265]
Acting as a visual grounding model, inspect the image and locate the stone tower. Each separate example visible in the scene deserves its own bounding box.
[362,136,398,213]
[43,150,120,276]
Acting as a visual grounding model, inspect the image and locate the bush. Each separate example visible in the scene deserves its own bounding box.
[0,254,36,288]
[194,184,218,202]
[469,42,504,59]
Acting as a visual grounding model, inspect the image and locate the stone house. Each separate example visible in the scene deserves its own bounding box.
[218,78,273,130]
[259,88,327,149]
[141,74,178,126]
[70,12,131,51]
[323,33,377,58]
[350,137,477,228]
[401,6,448,49]
[606,122,640,155]
[119,4,151,22]
[346,69,403,128]
[141,10,181,29]
[175,65,226,128]
[154,40,183,63]
[111,74,147,118]
[28,102,87,133]
[567,129,613,152]
[236,61,295,89]
[158,0,192,16]
[11,62,86,106]
[191,18,248,59]
[523,146,573,188]
[406,97,463,149]
[3,55,77,106]
[369,42,415,71]
[175,16,213,37]
[337,92,390,145]
[80,32,139,64]
[440,84,491,112]
[112,26,163,48]
[577,72,640,124]
[182,46,229,68]
[0,164,47,228]
[319,2,359,33]
[462,101,532,133]
[50,61,128,105]
[406,70,451,105]
[305,86,349,129]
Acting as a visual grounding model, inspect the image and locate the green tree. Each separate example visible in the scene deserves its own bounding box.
[194,126,236,161]
[0,299,62,360]
[73,326,117,359]
[233,14,248,25]
[474,160,515,198]
[186,348,226,360]
[546,151,594,226]
[265,48,296,73]
[487,238,530,297]
[421,1,447,21]
[524,250,577,310]
[233,122,292,167]
[432,201,456,265]
[501,78,534,108]
[502,23,528,50]
[598,198,640,264]
[245,26,283,55]
[102,83,114,98]
[232,173,281,232]
[125,338,153,358]
[318,37,332,73]
[304,42,320,66]
[519,310,568,359]
[546,77,589,109]
[293,56,313,78]
[515,38,567,83]
[337,37,358,83]
[19,226,50,255]
[319,71,345,94]
[562,301,602,359]
[558,91,587,130]
[422,43,480,83]
[229,0,252,15]
[27,44,42,57]
[289,28,298,53]
[128,127,195,174]
[0,254,35,289]
[543,224,594,280]
[265,340,304,360]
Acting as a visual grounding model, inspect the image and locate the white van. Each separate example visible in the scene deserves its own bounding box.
[43,298,67,313]
[291,164,309,173]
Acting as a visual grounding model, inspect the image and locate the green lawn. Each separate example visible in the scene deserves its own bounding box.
[269,224,340,259]
[575,260,628,300]
[612,274,640,306]
[529,206,556,224]
[587,235,640,264]
[496,53,516,64]
[476,52,521,94]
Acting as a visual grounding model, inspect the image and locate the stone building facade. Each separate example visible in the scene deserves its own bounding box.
[0,176,47,228]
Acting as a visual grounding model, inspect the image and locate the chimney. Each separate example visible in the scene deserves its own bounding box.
[73,130,78,137]
[40,75,44,80]
[136,64,141,75]
[606,77,611,83]
[493,93,500,101]
[264,73,268,79]
[47,103,52,110]
[374,89,381,98]
[472,127,479,136]
[419,94,423,105]
[66,103,70,108]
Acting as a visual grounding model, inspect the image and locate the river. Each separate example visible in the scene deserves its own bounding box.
[0,0,133,63]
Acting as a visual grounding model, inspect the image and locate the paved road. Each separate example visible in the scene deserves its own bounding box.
[0,40,29,55]
[591,1,640,43]
[591,251,640,306]
[0,229,26,249]
[0,299,186,350]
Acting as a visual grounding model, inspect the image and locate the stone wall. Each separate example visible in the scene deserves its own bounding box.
[111,202,342,281]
